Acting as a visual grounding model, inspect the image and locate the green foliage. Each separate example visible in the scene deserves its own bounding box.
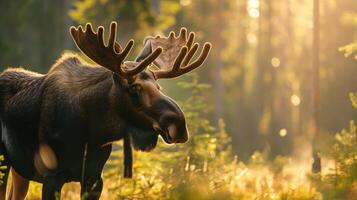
[102,74,233,199]
[339,42,357,60]
[350,93,357,109]
[70,0,179,28]
[0,1,72,72]
[22,75,321,200]
[0,155,7,185]
[312,121,357,199]
[312,95,357,200]
[1,1,356,199]
[70,0,181,54]
[98,75,320,200]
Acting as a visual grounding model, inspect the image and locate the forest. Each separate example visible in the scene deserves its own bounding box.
[0,0,356,199]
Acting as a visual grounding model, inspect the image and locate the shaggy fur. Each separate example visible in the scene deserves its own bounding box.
[0,53,188,200]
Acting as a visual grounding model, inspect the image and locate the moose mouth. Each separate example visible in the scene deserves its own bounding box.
[153,123,176,144]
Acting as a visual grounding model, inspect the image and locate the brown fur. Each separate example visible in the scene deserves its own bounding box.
[0,53,188,200]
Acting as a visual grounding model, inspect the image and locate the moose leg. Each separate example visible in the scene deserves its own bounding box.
[36,99,58,175]
[7,168,29,200]
[42,175,64,200]
[80,144,111,200]
[80,177,103,200]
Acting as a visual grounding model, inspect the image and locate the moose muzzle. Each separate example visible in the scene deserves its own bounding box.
[152,107,188,144]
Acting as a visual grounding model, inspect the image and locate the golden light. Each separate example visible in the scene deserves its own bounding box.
[180,0,191,6]
[290,94,301,106]
[248,0,260,9]
[248,9,260,18]
[247,0,260,19]
[279,129,287,137]
[271,57,281,68]
[247,33,257,45]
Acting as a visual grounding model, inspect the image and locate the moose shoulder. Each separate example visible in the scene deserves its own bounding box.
[0,22,211,200]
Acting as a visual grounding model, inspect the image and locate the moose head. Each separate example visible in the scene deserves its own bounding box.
[70,22,211,151]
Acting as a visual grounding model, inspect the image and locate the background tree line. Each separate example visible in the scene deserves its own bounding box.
[0,0,356,161]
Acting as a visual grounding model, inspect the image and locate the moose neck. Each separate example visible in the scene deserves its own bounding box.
[76,68,128,145]
[65,63,159,150]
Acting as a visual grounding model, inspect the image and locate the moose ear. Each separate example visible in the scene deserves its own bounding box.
[135,40,153,62]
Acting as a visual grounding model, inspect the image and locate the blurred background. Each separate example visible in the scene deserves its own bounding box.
[1,0,355,159]
[0,0,356,199]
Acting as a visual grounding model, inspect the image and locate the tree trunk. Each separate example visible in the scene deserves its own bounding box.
[312,0,321,173]
[211,1,224,125]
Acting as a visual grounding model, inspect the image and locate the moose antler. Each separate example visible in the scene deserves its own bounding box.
[70,22,162,78]
[142,28,211,79]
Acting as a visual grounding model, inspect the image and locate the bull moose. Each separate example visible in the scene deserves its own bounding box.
[0,22,211,199]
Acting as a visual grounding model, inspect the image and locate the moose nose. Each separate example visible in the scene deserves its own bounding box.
[153,97,188,143]
[167,123,188,143]
[167,124,177,141]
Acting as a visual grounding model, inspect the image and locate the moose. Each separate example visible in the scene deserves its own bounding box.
[0,22,211,199]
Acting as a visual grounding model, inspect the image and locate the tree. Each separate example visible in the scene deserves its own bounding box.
[0,0,73,72]
[69,0,180,57]
[311,0,321,173]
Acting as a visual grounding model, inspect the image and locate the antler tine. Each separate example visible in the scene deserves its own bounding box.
[172,46,188,72]
[97,25,121,53]
[108,22,117,49]
[143,28,211,79]
[168,31,175,39]
[151,47,188,79]
[182,43,199,66]
[71,24,104,64]
[179,28,187,40]
[186,32,195,49]
[85,23,95,38]
[153,43,211,79]
[106,21,135,64]
[180,42,211,74]
[119,40,135,61]
[97,26,105,47]
[151,28,211,79]
[122,47,163,76]
[71,21,160,78]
